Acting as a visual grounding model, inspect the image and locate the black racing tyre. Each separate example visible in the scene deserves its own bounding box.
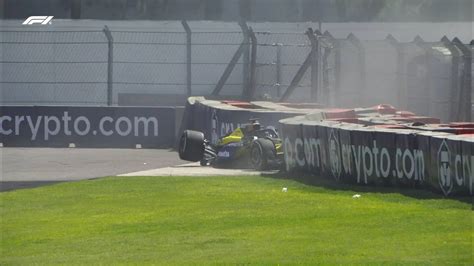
[179,130,205,162]
[250,138,275,170]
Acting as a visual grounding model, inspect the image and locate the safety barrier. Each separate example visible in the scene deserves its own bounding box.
[280,113,473,197]
[178,96,321,145]
[180,97,473,196]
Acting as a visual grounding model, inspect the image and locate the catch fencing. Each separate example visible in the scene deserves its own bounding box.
[277,30,472,122]
[1,22,312,107]
[1,21,471,121]
[315,32,472,122]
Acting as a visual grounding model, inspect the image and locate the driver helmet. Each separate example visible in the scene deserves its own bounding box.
[245,119,261,132]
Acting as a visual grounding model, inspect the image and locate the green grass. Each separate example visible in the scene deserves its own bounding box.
[1,175,472,265]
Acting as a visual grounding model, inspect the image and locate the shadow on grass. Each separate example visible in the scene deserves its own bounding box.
[261,171,473,205]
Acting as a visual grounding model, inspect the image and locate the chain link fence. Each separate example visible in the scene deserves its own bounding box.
[0,21,471,121]
[316,33,472,122]
[252,32,311,101]
[1,30,108,105]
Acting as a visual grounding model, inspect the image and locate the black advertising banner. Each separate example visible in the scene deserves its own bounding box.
[394,130,421,187]
[338,124,356,183]
[446,135,472,195]
[280,118,305,173]
[429,135,449,195]
[189,100,300,145]
[346,127,374,185]
[460,136,473,195]
[415,132,434,189]
[428,135,471,196]
[301,123,325,175]
[280,117,473,197]
[316,123,332,180]
[372,129,398,187]
[0,106,176,148]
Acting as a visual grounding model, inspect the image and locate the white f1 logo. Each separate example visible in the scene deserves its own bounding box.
[22,16,54,25]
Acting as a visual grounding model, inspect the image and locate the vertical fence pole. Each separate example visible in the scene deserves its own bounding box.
[414,36,433,118]
[348,33,365,106]
[275,43,282,97]
[308,28,319,102]
[334,39,341,106]
[386,34,405,109]
[324,31,340,107]
[239,21,250,99]
[441,36,461,121]
[322,44,331,105]
[182,20,192,96]
[452,37,472,122]
[103,25,113,106]
[247,27,257,101]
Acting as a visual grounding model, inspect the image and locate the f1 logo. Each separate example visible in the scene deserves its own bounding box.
[437,140,452,196]
[22,16,54,25]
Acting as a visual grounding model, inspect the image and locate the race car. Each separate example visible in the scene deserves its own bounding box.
[178,119,283,170]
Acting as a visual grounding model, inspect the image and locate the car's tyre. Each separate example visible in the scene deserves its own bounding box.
[250,138,275,170]
[179,130,205,162]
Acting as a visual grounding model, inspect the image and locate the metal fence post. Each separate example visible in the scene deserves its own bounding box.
[452,37,472,122]
[414,36,433,117]
[275,43,282,97]
[320,37,332,106]
[239,21,250,99]
[103,25,113,106]
[347,33,365,106]
[441,36,462,121]
[324,31,340,107]
[246,27,257,101]
[308,28,319,102]
[386,34,405,109]
[182,20,192,96]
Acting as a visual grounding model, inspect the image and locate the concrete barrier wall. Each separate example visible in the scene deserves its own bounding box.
[180,97,473,197]
[280,114,473,197]
[0,106,176,148]
[179,97,319,145]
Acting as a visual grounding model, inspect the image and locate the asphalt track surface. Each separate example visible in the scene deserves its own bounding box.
[0,148,186,192]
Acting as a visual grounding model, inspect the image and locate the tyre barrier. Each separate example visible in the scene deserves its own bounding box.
[180,97,473,197]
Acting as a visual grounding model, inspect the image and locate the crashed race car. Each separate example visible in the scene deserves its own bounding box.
[178,119,283,170]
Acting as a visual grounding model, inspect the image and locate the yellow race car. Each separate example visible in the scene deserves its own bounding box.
[178,119,283,170]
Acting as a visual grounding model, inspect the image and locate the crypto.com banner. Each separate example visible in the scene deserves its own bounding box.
[281,119,473,197]
[0,106,176,148]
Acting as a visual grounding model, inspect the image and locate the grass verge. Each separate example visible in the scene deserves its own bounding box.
[1,175,472,264]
